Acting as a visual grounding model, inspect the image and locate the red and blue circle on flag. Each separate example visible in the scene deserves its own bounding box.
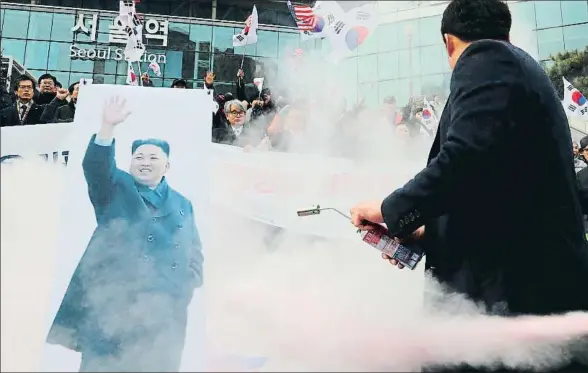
[345,26,369,50]
[572,90,587,106]
[422,109,432,120]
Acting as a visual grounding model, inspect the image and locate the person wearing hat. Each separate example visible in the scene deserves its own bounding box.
[47,96,203,372]
[171,78,188,88]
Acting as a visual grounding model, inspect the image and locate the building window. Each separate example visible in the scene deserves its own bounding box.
[377,22,399,52]
[51,13,76,43]
[47,42,72,71]
[3,10,30,39]
[277,32,299,58]
[563,23,588,52]
[256,30,279,59]
[190,24,213,53]
[537,27,565,60]
[509,1,536,30]
[28,12,53,41]
[377,51,399,80]
[358,54,378,83]
[561,0,588,26]
[1,39,27,63]
[212,26,236,54]
[419,45,445,75]
[24,41,50,70]
[535,1,563,29]
[418,15,441,48]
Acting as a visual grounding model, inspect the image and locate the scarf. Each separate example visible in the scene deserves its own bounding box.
[136,177,169,210]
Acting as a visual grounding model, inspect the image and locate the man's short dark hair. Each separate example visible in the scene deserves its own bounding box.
[441,0,511,43]
[14,75,36,91]
[38,73,57,85]
[68,82,79,94]
[56,81,62,88]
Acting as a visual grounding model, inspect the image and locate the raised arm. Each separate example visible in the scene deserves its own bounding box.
[82,96,131,212]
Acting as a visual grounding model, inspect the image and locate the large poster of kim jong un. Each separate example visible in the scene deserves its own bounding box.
[42,84,211,372]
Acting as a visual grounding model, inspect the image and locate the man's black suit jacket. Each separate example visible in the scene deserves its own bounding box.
[381,40,588,318]
[0,102,46,126]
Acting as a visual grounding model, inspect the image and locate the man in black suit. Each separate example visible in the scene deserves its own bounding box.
[351,0,588,372]
[0,75,46,127]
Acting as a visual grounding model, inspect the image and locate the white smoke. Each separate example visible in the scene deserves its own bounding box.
[2,3,586,372]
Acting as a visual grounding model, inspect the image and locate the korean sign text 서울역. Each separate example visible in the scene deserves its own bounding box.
[70,13,167,64]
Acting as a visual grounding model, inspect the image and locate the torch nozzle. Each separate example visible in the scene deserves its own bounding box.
[296,205,322,217]
[296,205,351,220]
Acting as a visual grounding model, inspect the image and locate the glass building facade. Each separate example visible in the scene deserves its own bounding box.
[1,1,587,108]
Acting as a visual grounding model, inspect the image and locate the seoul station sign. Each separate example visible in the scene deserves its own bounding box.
[69,13,167,64]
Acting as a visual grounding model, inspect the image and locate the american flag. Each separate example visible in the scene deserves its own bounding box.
[286,0,316,31]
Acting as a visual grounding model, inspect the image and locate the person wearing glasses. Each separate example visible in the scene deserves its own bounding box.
[0,75,47,127]
[212,99,265,149]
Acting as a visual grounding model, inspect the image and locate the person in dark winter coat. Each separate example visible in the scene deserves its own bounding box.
[212,99,264,148]
[34,73,61,106]
[40,82,79,123]
[47,97,203,372]
[350,1,588,372]
[1,75,46,126]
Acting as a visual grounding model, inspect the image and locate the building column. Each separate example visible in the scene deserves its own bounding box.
[211,0,217,20]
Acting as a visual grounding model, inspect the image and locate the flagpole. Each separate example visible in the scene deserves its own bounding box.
[136,61,143,86]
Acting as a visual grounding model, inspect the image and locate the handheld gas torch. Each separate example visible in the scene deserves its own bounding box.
[297,205,425,270]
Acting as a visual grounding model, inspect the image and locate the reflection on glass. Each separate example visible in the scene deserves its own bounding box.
[212,26,236,54]
[256,30,279,58]
[48,71,70,87]
[51,13,76,42]
[397,20,419,50]
[535,1,562,29]
[71,57,95,73]
[418,16,441,48]
[510,1,536,30]
[358,55,378,83]
[168,22,191,50]
[48,42,73,71]
[164,50,184,79]
[398,48,420,79]
[97,16,115,43]
[28,12,53,40]
[377,51,398,80]
[378,23,399,52]
[3,10,30,38]
[194,53,212,80]
[537,27,565,60]
[420,45,445,75]
[190,24,213,52]
[103,60,118,75]
[1,39,27,63]
[25,41,50,70]
[563,24,588,52]
[561,1,588,25]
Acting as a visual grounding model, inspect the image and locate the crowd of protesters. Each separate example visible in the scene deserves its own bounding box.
[2,69,587,232]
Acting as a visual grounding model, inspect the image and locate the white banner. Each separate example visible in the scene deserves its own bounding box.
[1,123,414,239]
